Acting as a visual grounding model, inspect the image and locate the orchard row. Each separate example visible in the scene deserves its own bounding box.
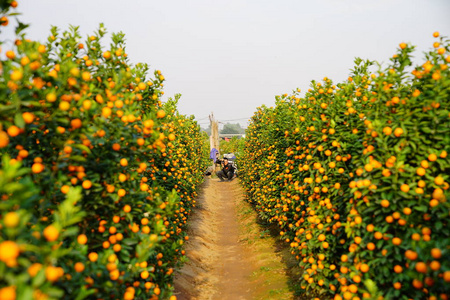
[240,35,450,300]
[0,1,209,299]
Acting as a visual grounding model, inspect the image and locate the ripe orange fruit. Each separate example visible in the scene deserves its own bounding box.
[156,110,166,118]
[71,118,82,129]
[392,237,402,246]
[0,241,20,263]
[43,225,59,241]
[7,125,20,137]
[429,261,440,271]
[0,286,16,300]
[434,176,444,185]
[444,271,450,282]
[3,212,19,228]
[45,266,62,282]
[6,50,15,59]
[60,185,70,195]
[428,153,437,161]
[393,127,403,137]
[360,264,369,273]
[123,205,131,213]
[82,180,92,189]
[400,184,410,193]
[31,163,45,173]
[118,189,126,197]
[394,265,403,273]
[399,43,407,49]
[28,263,42,277]
[416,168,425,176]
[74,262,85,272]
[412,279,423,289]
[415,262,427,273]
[88,252,98,262]
[120,158,128,167]
[77,234,87,245]
[431,248,442,259]
[0,131,9,148]
[383,127,392,135]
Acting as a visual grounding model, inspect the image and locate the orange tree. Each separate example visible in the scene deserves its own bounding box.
[240,34,449,300]
[0,1,208,299]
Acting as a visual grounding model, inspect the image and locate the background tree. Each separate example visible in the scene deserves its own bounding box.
[220,123,245,134]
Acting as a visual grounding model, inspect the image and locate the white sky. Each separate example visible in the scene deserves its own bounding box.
[2,0,450,128]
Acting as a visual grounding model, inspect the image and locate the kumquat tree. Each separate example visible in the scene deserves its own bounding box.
[240,34,450,299]
[0,1,208,299]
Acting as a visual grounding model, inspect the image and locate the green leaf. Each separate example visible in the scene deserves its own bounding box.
[14,112,25,128]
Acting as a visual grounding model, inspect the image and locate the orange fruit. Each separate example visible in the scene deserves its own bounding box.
[88,252,98,262]
[123,205,131,213]
[428,153,437,161]
[394,265,403,273]
[120,158,128,167]
[31,162,45,173]
[434,176,444,185]
[118,189,126,197]
[0,286,16,300]
[43,225,59,241]
[444,271,450,282]
[431,248,441,259]
[60,185,70,194]
[6,50,15,59]
[74,262,85,272]
[3,212,19,228]
[430,261,440,271]
[392,237,402,246]
[393,127,403,137]
[416,168,425,176]
[415,262,427,273]
[28,263,42,277]
[45,266,62,282]
[360,264,369,273]
[400,184,410,193]
[156,110,166,118]
[82,180,92,189]
[71,118,82,129]
[0,241,20,263]
[77,234,87,245]
[7,125,20,137]
[0,131,9,148]
[412,279,423,289]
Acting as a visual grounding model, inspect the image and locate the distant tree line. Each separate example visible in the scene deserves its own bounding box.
[201,122,246,135]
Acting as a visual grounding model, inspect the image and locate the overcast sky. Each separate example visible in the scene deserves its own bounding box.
[3,0,450,128]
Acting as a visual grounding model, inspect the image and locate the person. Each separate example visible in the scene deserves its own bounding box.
[216,158,235,182]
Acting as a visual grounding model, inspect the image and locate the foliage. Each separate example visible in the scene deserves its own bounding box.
[0,2,209,299]
[240,36,450,300]
[220,122,245,134]
[219,136,245,157]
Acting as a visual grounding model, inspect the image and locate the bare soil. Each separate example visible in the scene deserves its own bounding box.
[173,177,296,300]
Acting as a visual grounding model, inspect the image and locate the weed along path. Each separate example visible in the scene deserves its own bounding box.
[173,178,295,300]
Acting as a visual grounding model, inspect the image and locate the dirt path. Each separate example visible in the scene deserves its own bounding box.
[173,178,295,300]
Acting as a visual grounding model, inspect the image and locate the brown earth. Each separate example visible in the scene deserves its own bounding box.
[173,177,297,300]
